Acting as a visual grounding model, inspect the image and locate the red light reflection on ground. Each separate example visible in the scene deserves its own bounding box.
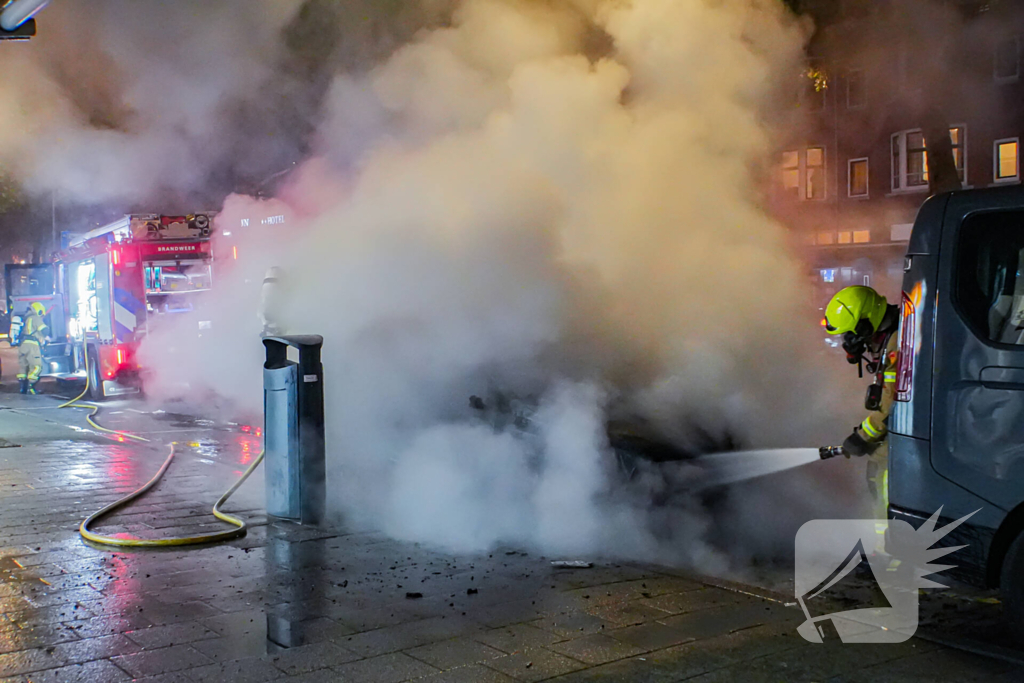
[236,433,260,466]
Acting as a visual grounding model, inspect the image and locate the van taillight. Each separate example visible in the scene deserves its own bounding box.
[895,291,916,402]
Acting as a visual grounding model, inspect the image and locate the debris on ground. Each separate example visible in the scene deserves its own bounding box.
[551,560,593,568]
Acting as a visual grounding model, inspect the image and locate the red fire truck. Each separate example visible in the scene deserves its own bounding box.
[4,213,214,399]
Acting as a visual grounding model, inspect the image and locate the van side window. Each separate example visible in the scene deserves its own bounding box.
[958,211,1024,345]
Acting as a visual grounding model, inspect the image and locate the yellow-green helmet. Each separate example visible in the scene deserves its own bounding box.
[30,302,45,316]
[824,286,887,335]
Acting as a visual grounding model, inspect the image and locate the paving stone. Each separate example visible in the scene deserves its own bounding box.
[545,633,645,666]
[130,674,194,683]
[136,600,224,626]
[406,637,506,669]
[531,611,618,639]
[277,669,342,683]
[191,630,279,661]
[184,657,286,683]
[109,643,215,678]
[606,622,695,652]
[0,648,63,677]
[419,662,518,682]
[0,658,133,683]
[471,623,564,654]
[61,613,155,638]
[582,601,669,627]
[125,621,220,649]
[50,633,142,664]
[329,652,441,683]
[657,600,793,641]
[638,587,747,616]
[266,640,361,676]
[483,647,588,682]
[341,616,483,658]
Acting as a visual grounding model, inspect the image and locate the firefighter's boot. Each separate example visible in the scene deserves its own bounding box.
[28,382,38,395]
[19,379,27,394]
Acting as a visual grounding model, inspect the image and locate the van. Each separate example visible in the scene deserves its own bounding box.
[889,186,1024,636]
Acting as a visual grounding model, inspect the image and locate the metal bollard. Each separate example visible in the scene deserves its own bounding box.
[263,335,326,525]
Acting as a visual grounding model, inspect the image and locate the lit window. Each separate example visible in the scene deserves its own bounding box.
[838,231,852,244]
[891,127,966,191]
[906,131,928,187]
[847,69,865,108]
[950,126,966,182]
[853,230,871,244]
[782,151,800,198]
[848,158,869,197]
[841,267,853,281]
[817,231,835,245]
[995,138,1019,182]
[780,148,827,201]
[995,36,1020,82]
[821,268,836,283]
[807,147,826,200]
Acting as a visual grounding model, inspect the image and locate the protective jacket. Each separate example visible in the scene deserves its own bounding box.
[854,332,899,453]
[17,310,48,387]
[21,311,47,345]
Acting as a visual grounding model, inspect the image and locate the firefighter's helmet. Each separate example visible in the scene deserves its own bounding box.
[30,302,45,316]
[824,286,887,335]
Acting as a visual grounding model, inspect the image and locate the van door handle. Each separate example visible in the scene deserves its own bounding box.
[980,366,1024,388]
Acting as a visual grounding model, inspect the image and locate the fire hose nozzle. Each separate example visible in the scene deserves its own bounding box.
[819,445,847,460]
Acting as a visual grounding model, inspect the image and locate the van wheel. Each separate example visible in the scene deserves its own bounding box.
[1000,530,1024,642]
[87,349,106,401]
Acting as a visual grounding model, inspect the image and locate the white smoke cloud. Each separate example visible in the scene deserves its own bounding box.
[6,0,868,571]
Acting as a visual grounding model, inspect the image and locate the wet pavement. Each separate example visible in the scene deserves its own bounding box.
[0,360,1022,680]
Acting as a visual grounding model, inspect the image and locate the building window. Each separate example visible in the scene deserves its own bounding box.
[994,36,1020,83]
[950,126,966,183]
[848,158,869,197]
[847,69,865,108]
[779,148,827,201]
[781,150,800,198]
[838,231,852,244]
[994,138,1019,183]
[853,230,871,244]
[817,231,835,245]
[807,147,826,200]
[891,127,966,192]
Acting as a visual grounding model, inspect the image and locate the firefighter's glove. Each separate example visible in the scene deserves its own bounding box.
[842,331,867,363]
[842,429,876,458]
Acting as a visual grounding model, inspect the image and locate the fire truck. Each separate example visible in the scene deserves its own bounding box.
[4,213,214,399]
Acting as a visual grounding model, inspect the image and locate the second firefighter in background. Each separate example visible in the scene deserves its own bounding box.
[17,302,48,394]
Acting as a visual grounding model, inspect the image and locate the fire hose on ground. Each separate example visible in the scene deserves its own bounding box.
[60,350,265,548]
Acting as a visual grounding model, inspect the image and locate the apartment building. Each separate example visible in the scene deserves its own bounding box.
[774,0,1024,303]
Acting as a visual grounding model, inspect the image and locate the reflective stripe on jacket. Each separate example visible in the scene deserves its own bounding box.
[23,312,47,345]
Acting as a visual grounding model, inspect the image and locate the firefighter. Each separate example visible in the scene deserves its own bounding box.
[17,302,49,394]
[824,286,900,537]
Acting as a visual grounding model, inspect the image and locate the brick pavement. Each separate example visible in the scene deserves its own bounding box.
[0,392,1021,682]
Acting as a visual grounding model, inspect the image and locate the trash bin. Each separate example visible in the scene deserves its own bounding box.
[263,335,325,525]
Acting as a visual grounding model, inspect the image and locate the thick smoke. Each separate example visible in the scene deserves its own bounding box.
[11,0,869,571]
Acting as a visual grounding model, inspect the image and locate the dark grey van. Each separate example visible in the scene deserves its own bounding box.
[889,186,1024,635]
